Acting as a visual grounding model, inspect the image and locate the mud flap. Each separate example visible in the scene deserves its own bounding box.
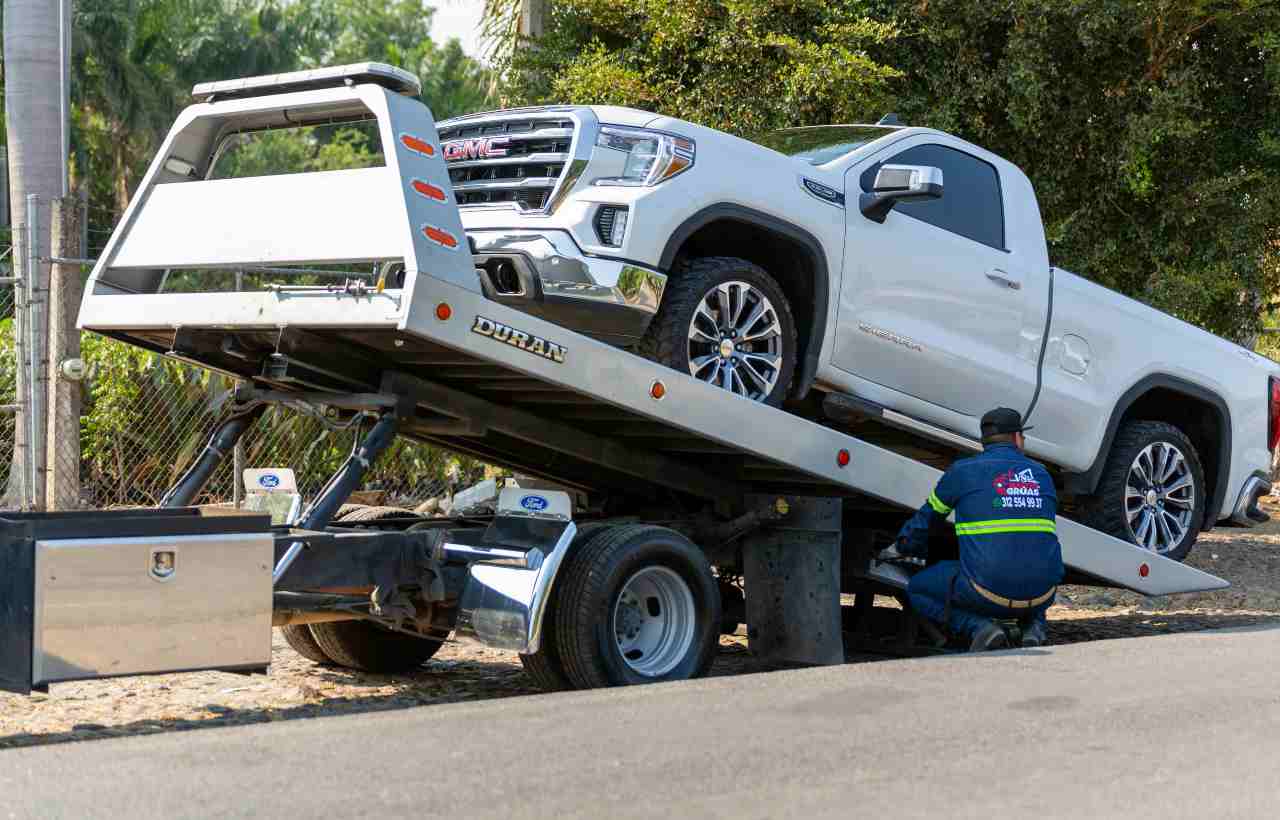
[742,496,844,667]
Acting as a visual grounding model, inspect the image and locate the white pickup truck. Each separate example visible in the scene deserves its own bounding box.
[442,105,1278,560]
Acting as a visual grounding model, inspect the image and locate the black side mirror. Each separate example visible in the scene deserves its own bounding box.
[859,164,944,223]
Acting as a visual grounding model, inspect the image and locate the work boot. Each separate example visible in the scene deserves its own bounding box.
[968,621,1011,652]
[1020,620,1047,648]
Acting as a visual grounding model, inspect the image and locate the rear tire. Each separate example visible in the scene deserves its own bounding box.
[335,505,424,527]
[280,624,333,665]
[637,256,797,406]
[308,620,444,673]
[519,522,614,691]
[1080,420,1206,561]
[553,524,720,688]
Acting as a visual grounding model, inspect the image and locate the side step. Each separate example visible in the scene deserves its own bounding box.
[823,393,981,454]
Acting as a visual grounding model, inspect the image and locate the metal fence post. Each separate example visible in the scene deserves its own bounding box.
[25,194,46,510]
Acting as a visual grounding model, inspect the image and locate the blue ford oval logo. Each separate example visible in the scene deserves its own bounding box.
[520,494,549,512]
[258,474,281,488]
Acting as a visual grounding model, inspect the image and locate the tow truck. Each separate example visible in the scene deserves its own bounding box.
[0,64,1229,694]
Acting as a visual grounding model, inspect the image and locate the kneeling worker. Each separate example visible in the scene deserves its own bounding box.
[892,407,1065,651]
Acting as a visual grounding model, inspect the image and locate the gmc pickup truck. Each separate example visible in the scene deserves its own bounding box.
[441,105,1278,560]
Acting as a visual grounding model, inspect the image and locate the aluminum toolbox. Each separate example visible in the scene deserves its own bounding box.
[0,509,272,694]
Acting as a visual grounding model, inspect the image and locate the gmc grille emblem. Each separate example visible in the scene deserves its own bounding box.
[443,137,511,161]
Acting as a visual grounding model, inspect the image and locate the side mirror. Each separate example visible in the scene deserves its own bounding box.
[859,164,944,223]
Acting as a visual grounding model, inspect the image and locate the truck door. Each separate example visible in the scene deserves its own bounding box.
[833,139,1039,427]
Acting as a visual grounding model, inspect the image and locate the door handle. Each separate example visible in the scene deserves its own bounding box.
[986,269,1021,290]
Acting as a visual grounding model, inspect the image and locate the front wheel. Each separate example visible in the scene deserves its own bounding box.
[637,257,797,406]
[1081,420,1206,561]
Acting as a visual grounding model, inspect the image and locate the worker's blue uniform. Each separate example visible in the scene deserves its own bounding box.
[897,443,1065,640]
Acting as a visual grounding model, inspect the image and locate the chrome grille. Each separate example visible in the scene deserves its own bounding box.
[437,114,576,211]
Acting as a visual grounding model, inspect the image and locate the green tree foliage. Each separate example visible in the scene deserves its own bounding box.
[501,0,1280,342]
[502,0,902,135]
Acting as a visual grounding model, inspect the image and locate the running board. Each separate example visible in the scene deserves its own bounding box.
[823,393,981,454]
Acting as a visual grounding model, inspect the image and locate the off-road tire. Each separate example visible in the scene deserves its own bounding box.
[1080,420,1206,561]
[334,503,368,521]
[553,524,721,688]
[636,256,798,406]
[336,505,423,525]
[518,522,614,691]
[280,624,333,665]
[308,620,444,673]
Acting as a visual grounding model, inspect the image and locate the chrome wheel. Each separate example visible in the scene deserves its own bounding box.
[612,566,696,677]
[1125,442,1196,554]
[687,281,783,401]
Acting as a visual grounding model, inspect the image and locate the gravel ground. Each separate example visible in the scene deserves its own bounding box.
[4,500,1279,750]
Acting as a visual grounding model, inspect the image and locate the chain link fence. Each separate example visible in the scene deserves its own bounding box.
[1,198,491,515]
[0,246,17,509]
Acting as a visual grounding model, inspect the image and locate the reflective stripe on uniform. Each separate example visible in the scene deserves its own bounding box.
[953,517,1056,536]
[928,491,952,515]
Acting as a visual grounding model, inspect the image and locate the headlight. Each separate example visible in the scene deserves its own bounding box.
[594,126,695,187]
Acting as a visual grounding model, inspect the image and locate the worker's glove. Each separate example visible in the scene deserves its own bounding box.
[877,538,925,567]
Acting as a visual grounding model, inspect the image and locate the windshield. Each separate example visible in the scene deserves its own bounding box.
[753,126,898,165]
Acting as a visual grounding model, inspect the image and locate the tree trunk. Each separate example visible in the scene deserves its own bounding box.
[3,0,64,507]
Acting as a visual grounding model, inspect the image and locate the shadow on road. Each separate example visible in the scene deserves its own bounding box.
[2,611,1277,751]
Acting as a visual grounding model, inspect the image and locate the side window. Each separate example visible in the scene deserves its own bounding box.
[859,144,1005,250]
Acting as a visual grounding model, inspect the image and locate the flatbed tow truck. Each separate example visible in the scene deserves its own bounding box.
[0,65,1228,694]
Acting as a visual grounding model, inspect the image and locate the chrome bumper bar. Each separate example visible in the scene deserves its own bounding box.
[469,230,667,344]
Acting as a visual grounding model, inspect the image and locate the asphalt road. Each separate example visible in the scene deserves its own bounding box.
[3,627,1278,820]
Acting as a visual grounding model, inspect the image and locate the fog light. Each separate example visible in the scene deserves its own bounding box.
[594,206,629,247]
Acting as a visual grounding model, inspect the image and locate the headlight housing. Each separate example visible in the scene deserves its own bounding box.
[594,126,695,187]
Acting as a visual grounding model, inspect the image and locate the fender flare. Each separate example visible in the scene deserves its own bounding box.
[1066,373,1232,530]
[659,204,830,399]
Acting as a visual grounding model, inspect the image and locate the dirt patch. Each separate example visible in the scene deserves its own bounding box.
[4,503,1278,750]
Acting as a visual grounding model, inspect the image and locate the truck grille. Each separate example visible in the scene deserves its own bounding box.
[437,114,576,212]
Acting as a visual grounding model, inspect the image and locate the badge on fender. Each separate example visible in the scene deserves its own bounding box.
[471,315,567,364]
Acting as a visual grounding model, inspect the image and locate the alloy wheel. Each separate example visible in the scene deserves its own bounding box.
[686,281,784,401]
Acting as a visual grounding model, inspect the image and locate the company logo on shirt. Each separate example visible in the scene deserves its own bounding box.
[992,468,1044,510]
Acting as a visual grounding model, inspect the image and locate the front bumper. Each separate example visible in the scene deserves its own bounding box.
[469,230,667,346]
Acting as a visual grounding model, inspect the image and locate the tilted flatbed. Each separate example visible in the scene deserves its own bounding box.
[0,64,1227,694]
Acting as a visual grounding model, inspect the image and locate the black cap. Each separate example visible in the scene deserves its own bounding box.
[980,407,1032,440]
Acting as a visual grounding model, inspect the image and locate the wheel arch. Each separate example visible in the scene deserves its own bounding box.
[1067,374,1232,531]
[660,204,830,399]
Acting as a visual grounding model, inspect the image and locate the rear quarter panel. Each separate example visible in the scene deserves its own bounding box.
[1038,269,1275,521]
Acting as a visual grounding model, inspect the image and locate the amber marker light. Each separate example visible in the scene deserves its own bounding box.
[650,380,666,400]
[435,302,452,321]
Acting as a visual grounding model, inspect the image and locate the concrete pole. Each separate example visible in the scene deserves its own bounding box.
[519,0,546,39]
[46,196,82,509]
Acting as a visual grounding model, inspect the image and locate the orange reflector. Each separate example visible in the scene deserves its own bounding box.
[650,380,666,400]
[1139,563,1150,578]
[837,449,851,467]
[435,302,452,321]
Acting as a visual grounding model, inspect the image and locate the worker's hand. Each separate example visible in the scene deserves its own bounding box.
[877,538,925,566]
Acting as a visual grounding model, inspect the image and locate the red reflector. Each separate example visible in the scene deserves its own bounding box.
[1269,376,1280,452]
[422,224,459,249]
[837,449,851,467]
[399,133,436,157]
[1139,563,1150,578]
[435,303,452,321]
[650,380,666,400]
[411,178,448,202]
